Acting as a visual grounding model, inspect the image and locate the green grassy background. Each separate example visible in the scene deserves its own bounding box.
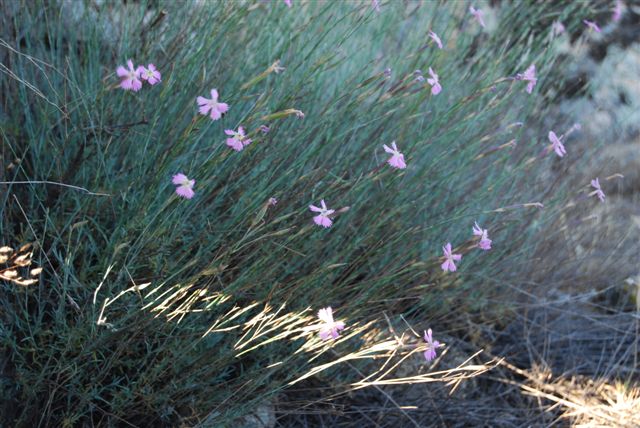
[0,0,605,425]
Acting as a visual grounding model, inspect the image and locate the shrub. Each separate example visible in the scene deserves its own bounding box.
[0,0,601,425]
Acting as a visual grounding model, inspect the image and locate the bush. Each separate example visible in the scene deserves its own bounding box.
[1,0,602,425]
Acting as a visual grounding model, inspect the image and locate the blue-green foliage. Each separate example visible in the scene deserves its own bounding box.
[0,0,598,425]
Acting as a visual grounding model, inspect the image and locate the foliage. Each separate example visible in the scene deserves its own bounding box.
[0,0,601,425]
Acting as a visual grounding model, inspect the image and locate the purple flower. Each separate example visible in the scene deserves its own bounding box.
[427,67,442,95]
[172,173,195,199]
[613,1,623,22]
[472,222,492,250]
[423,328,441,361]
[428,30,443,49]
[268,197,278,206]
[583,20,601,33]
[590,178,606,202]
[548,131,566,157]
[382,141,407,169]
[284,0,291,7]
[318,307,345,340]
[469,6,486,28]
[116,59,143,92]
[517,64,537,94]
[224,126,252,152]
[309,199,335,228]
[441,243,461,272]
[140,64,161,85]
[197,89,229,121]
[259,125,271,134]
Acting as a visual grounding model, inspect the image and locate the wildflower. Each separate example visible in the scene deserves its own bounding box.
[116,59,143,92]
[428,30,443,49]
[372,0,380,12]
[413,69,425,83]
[472,222,492,250]
[382,141,406,169]
[225,126,252,151]
[426,67,442,95]
[517,64,537,94]
[259,125,271,134]
[309,199,335,228]
[441,242,461,272]
[140,64,161,85]
[317,307,345,340]
[469,6,486,28]
[172,173,195,199]
[197,89,229,121]
[548,131,566,157]
[613,0,623,22]
[423,328,441,361]
[284,0,291,7]
[268,197,278,206]
[590,178,606,202]
[583,20,601,33]
[551,20,565,37]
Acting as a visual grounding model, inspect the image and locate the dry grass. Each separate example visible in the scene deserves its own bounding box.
[498,360,640,427]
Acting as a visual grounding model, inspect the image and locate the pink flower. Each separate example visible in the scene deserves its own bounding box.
[423,328,441,361]
[284,0,291,7]
[372,0,380,12]
[551,20,565,37]
[317,307,345,340]
[197,89,229,121]
[140,64,161,85]
[426,67,442,95]
[224,126,252,151]
[548,131,566,157]
[309,199,335,228]
[517,64,537,94]
[469,6,486,28]
[583,20,601,33]
[472,222,492,250]
[613,1,623,22]
[172,173,195,199]
[116,59,143,92]
[382,141,406,169]
[428,30,443,49]
[590,178,606,202]
[268,197,278,206]
[441,243,461,272]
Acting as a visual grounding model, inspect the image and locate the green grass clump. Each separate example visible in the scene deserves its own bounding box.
[1,0,599,425]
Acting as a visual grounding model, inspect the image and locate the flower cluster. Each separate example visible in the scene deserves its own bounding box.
[112,6,611,365]
[116,59,161,92]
